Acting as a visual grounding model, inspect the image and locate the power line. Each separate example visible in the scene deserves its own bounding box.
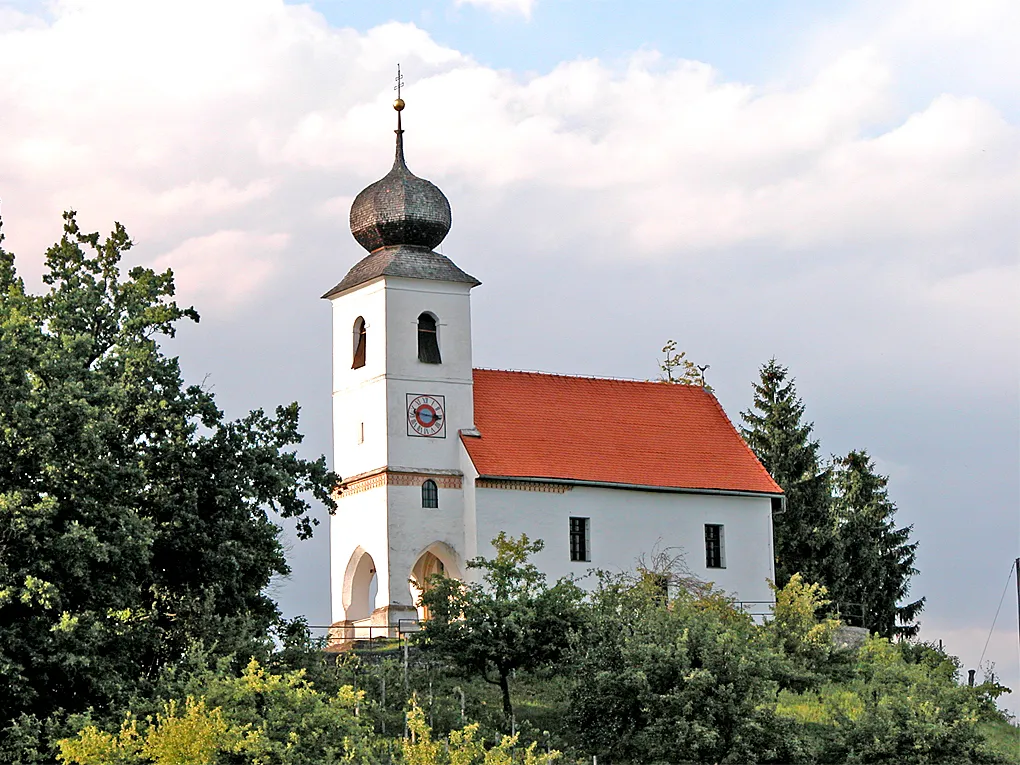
[978,558,1017,669]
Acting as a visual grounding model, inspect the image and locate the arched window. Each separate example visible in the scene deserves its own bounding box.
[417,313,441,364]
[352,317,366,369]
[421,479,438,509]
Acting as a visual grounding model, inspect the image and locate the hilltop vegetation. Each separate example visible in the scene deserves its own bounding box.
[53,548,1012,764]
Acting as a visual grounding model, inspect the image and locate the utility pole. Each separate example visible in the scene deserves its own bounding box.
[1015,557,1019,655]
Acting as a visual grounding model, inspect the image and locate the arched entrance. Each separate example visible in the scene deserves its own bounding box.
[342,547,378,622]
[409,542,462,620]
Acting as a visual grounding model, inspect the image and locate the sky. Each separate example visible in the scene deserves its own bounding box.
[1,0,1017,713]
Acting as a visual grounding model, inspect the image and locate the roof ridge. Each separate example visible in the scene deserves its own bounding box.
[473,367,708,388]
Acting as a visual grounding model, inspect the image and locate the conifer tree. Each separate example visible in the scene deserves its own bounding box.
[828,450,924,638]
[740,359,833,589]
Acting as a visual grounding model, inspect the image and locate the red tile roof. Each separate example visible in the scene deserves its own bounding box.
[462,369,781,495]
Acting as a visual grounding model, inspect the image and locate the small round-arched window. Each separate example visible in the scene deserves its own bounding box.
[417,313,441,364]
[352,317,366,369]
[421,479,439,509]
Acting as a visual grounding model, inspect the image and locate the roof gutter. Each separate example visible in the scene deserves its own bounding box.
[476,474,783,500]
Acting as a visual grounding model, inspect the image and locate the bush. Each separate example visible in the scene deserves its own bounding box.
[568,573,806,764]
[777,637,1008,764]
[57,659,381,765]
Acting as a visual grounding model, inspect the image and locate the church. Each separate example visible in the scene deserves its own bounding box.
[326,96,782,637]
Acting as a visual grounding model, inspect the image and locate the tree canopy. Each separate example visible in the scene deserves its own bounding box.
[827,450,924,638]
[416,533,586,726]
[740,358,923,638]
[0,213,337,753]
[740,358,833,589]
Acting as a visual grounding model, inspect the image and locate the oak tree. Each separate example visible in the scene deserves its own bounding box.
[0,213,337,756]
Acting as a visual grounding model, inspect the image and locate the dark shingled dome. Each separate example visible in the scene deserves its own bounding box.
[349,130,451,252]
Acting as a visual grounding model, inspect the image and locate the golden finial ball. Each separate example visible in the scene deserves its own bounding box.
[393,98,405,111]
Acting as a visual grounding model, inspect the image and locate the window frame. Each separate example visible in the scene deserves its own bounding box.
[705,523,725,569]
[569,516,590,562]
[421,479,439,509]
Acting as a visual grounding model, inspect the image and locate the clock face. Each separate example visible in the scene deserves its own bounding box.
[406,393,446,438]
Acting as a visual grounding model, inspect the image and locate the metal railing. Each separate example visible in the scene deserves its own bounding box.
[830,602,866,629]
[735,600,867,629]
[306,618,423,647]
[735,600,776,617]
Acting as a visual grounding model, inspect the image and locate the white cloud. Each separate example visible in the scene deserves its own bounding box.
[454,0,535,20]
[152,230,287,312]
[0,0,1014,316]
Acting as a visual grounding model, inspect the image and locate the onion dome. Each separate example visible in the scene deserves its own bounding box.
[323,94,478,300]
[349,101,452,253]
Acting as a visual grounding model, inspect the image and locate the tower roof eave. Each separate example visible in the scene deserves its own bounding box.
[321,244,481,299]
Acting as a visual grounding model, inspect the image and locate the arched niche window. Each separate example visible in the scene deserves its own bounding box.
[352,317,366,369]
[417,313,441,364]
[421,479,439,509]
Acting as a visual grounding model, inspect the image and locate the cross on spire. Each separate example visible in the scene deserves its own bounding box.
[393,64,406,132]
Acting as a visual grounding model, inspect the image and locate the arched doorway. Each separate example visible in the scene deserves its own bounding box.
[409,543,462,620]
[342,547,378,622]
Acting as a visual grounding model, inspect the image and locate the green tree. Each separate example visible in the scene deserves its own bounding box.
[0,213,337,756]
[568,571,805,764]
[417,534,585,728]
[740,359,833,588]
[767,574,842,666]
[827,450,924,638]
[764,574,851,691]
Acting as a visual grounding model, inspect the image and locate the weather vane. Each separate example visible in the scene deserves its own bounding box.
[698,364,710,387]
[393,64,405,130]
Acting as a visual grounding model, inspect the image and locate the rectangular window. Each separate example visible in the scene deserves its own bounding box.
[357,422,364,445]
[705,524,725,569]
[569,517,590,562]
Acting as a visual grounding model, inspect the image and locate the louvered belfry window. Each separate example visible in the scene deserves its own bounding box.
[352,317,366,369]
[421,479,439,509]
[417,313,441,364]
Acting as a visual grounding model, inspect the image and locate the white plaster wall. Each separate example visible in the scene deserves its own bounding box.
[474,486,775,605]
[459,441,480,566]
[330,280,388,480]
[383,278,476,472]
[386,483,467,607]
[330,485,391,622]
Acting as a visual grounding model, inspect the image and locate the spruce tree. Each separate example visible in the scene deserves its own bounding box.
[828,450,924,638]
[740,359,833,589]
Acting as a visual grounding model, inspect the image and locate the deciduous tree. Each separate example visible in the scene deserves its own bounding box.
[568,572,805,764]
[0,213,337,756]
[417,534,585,728]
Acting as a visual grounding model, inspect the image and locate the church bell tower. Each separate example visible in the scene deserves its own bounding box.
[325,86,480,633]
